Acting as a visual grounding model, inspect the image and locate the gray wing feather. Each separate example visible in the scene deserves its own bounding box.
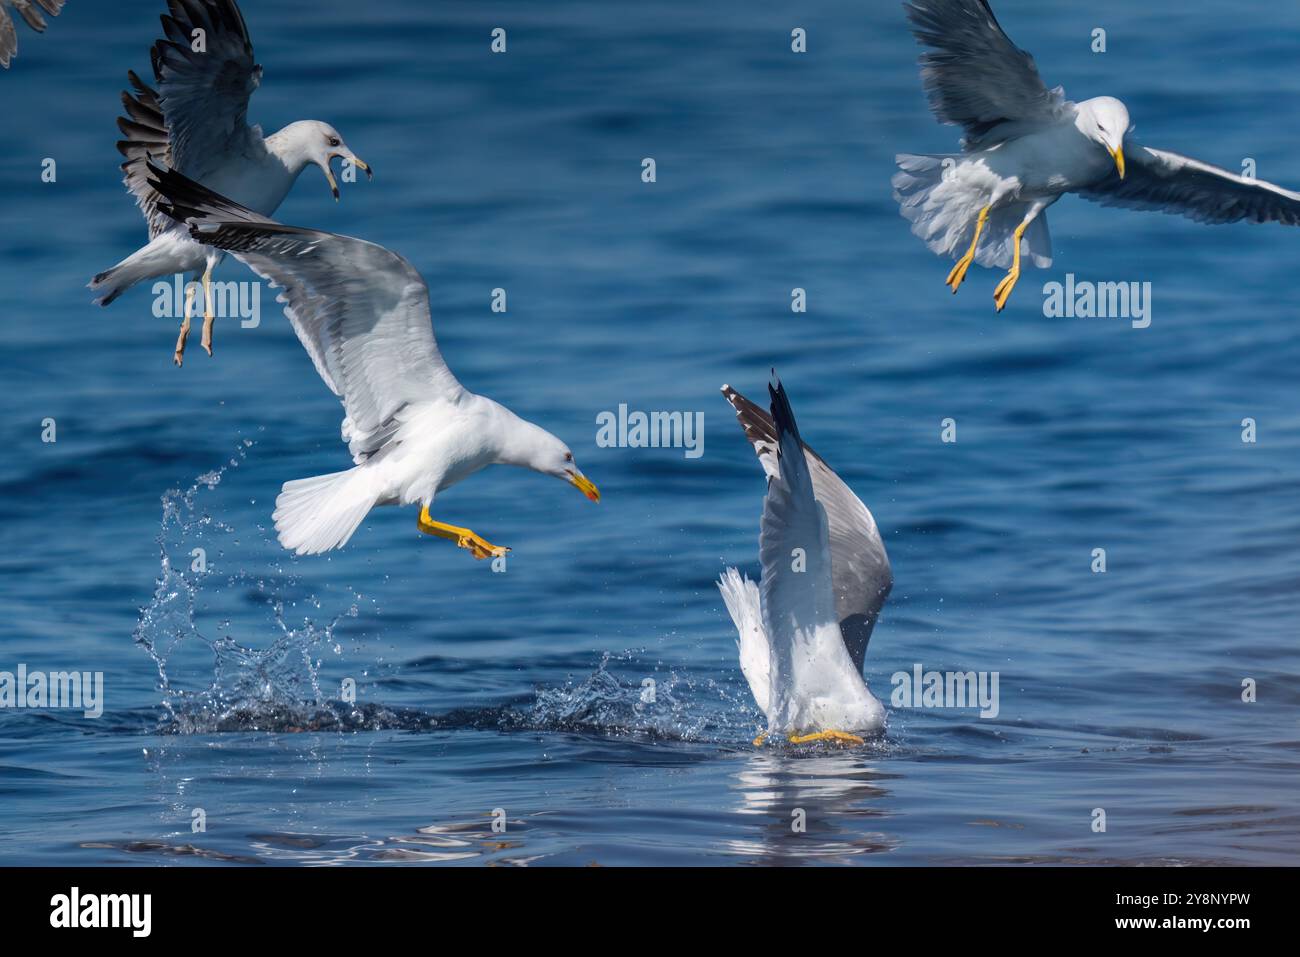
[0,7,16,68]
[115,1,260,235]
[1,0,63,68]
[13,0,63,27]
[148,163,465,456]
[1078,143,1300,226]
[116,72,176,238]
[757,383,843,733]
[903,0,1069,149]
[723,385,893,673]
[150,0,262,180]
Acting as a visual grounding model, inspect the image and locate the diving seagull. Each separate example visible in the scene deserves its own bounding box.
[0,0,62,69]
[147,161,601,559]
[895,0,1300,311]
[90,0,371,365]
[718,379,891,746]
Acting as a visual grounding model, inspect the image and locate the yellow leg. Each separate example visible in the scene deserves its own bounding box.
[200,265,216,356]
[173,281,196,366]
[993,221,1028,312]
[787,730,865,746]
[945,204,990,293]
[417,505,509,560]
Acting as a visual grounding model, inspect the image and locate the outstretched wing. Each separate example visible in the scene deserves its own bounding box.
[723,384,892,673]
[903,0,1070,148]
[757,380,875,733]
[1078,143,1300,226]
[0,0,64,69]
[148,162,465,460]
[116,0,261,236]
[115,71,176,237]
[152,0,261,175]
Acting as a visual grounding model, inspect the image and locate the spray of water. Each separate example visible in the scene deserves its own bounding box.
[132,440,374,733]
[132,443,759,741]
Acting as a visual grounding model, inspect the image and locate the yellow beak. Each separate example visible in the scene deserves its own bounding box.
[324,155,373,201]
[569,472,600,502]
[1111,145,1126,180]
[348,156,374,181]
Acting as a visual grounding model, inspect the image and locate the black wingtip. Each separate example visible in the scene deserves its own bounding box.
[144,160,197,221]
[145,160,272,233]
[766,371,802,448]
[144,160,186,224]
[766,367,782,405]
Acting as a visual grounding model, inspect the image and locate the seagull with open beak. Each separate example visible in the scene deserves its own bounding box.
[89,0,377,364]
[318,127,374,200]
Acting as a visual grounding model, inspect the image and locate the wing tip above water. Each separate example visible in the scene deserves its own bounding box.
[766,372,804,451]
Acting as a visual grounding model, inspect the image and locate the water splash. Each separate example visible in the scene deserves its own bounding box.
[132,440,366,734]
[131,446,756,742]
[510,653,751,741]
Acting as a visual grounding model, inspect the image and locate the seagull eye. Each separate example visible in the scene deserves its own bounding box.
[564,453,573,462]
[328,136,341,148]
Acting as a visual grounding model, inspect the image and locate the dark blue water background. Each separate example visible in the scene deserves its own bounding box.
[0,0,1297,864]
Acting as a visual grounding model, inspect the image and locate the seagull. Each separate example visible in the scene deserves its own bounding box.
[717,378,892,746]
[90,0,371,365]
[0,0,62,69]
[895,0,1300,311]
[147,161,601,559]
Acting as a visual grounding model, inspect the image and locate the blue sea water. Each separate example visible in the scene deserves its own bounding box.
[0,0,1298,866]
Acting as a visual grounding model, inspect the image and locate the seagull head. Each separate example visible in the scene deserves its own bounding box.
[541,441,601,503]
[1078,97,1131,180]
[500,419,600,503]
[291,121,373,201]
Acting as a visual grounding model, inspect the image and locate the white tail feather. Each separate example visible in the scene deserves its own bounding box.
[89,251,160,306]
[89,232,206,306]
[717,567,771,717]
[273,467,379,555]
[892,152,1053,270]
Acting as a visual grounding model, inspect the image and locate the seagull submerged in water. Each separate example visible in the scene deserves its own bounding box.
[894,0,1300,311]
[90,0,371,364]
[717,379,892,746]
[0,0,62,69]
[147,162,600,559]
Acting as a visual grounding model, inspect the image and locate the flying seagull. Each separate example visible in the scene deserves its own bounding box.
[718,379,892,746]
[0,0,62,69]
[90,0,371,365]
[894,0,1300,311]
[147,161,600,559]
